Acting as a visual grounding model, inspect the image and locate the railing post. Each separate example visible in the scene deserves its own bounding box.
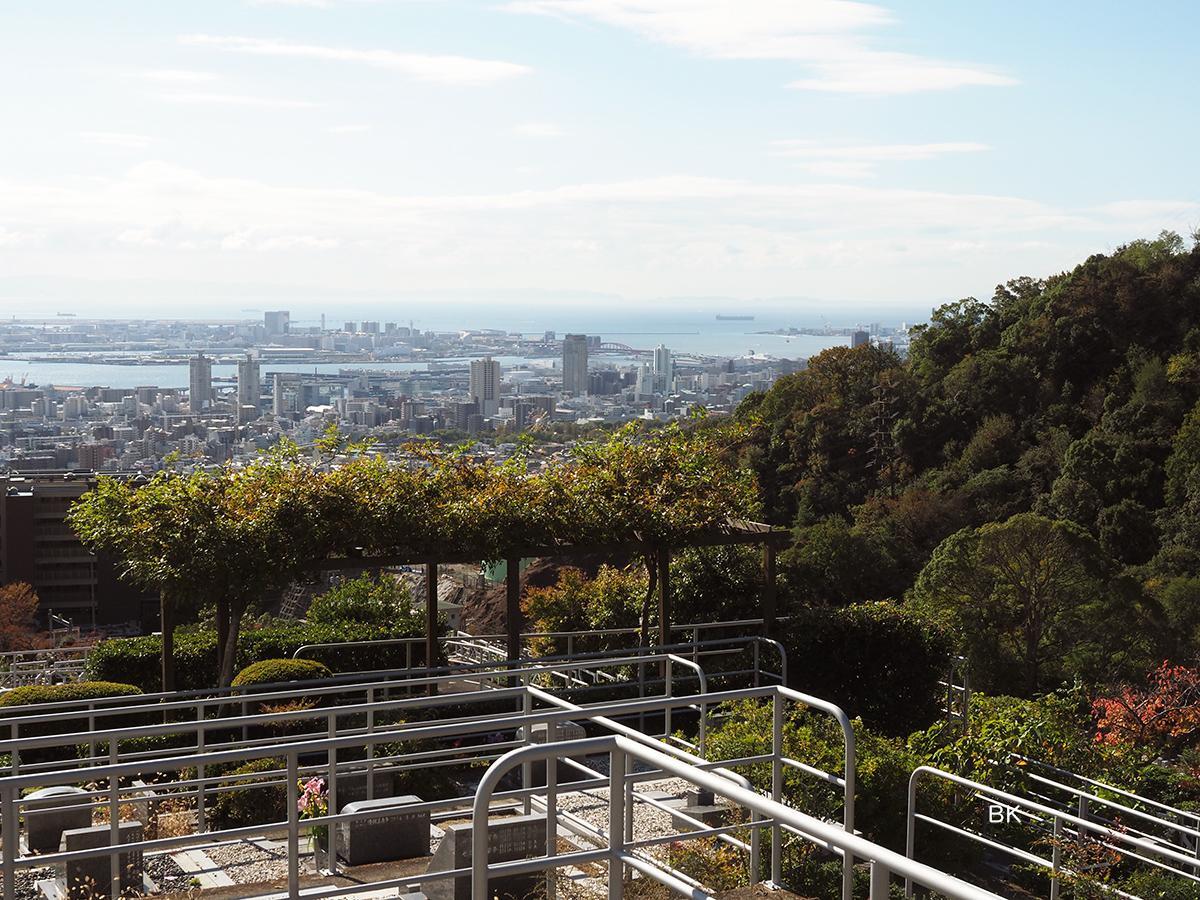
[109,738,120,899]
[546,718,558,900]
[287,750,300,898]
[366,686,376,801]
[869,860,890,900]
[522,691,533,816]
[664,659,673,740]
[2,785,16,899]
[1050,815,1062,900]
[905,771,918,898]
[771,691,783,887]
[609,747,626,900]
[326,711,338,876]
[197,722,207,832]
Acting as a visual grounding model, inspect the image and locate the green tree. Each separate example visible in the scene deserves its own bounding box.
[909,513,1128,695]
[521,566,644,656]
[306,573,419,628]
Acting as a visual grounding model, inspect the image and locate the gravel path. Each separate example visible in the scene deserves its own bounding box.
[203,839,318,884]
[146,852,191,893]
[13,865,54,900]
[553,777,703,859]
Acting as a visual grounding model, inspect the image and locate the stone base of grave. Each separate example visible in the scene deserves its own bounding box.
[36,873,156,900]
[424,814,548,900]
[336,795,430,866]
[678,787,730,830]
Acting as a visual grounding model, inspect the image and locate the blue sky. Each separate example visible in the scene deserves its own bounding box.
[1,1,1197,320]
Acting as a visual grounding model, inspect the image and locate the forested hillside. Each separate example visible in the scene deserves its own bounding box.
[739,231,1200,695]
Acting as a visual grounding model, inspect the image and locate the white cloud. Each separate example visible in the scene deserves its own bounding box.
[505,0,1015,94]
[78,131,156,150]
[512,122,565,138]
[1,162,1190,303]
[153,91,318,109]
[770,140,988,177]
[181,34,533,86]
[329,124,372,134]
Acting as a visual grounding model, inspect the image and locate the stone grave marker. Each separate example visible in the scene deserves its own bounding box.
[24,786,91,853]
[61,821,143,900]
[335,794,429,866]
[424,813,547,900]
[517,721,590,787]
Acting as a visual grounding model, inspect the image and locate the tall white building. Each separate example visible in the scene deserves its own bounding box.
[469,356,501,417]
[562,334,589,396]
[635,363,654,400]
[189,352,213,411]
[237,353,261,421]
[653,344,674,394]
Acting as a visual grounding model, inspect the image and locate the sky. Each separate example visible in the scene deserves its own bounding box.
[1,1,1197,322]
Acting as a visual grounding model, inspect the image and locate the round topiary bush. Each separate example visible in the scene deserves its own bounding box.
[231,658,332,689]
[0,681,144,764]
[0,680,142,708]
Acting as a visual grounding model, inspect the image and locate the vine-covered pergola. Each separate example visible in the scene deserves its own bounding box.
[70,423,788,689]
[319,517,790,667]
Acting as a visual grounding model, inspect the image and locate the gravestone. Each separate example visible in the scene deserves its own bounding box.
[680,787,727,830]
[324,769,405,808]
[517,721,590,787]
[424,814,547,900]
[62,821,143,900]
[335,794,429,865]
[24,786,92,853]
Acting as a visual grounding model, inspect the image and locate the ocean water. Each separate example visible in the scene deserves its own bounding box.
[1,312,852,389]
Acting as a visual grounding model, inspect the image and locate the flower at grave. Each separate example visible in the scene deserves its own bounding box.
[298,776,329,846]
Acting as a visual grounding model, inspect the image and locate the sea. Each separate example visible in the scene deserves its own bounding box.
[1,310,861,390]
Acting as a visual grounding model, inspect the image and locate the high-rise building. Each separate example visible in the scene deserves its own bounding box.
[237,353,261,421]
[469,357,501,417]
[0,473,156,628]
[636,364,654,400]
[189,353,213,410]
[851,330,870,349]
[562,334,589,396]
[344,321,356,333]
[264,310,290,337]
[653,344,674,394]
[362,321,380,334]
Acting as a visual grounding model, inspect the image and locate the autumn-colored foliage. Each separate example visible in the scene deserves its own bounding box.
[1093,662,1200,750]
[0,582,42,652]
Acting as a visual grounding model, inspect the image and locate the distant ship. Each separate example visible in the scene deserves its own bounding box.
[715,314,755,321]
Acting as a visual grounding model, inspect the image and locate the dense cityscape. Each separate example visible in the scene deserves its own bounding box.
[0,313,911,473]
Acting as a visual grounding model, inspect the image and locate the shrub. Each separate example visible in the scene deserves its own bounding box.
[85,621,426,692]
[306,573,419,628]
[779,602,952,735]
[231,658,332,688]
[209,757,287,829]
[0,681,143,764]
[0,681,142,708]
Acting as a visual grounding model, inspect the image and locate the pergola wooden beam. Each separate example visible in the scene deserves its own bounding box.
[310,519,790,665]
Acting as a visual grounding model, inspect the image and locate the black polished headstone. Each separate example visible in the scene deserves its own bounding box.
[336,794,429,865]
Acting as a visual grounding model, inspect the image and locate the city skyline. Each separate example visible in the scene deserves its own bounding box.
[2,2,1197,318]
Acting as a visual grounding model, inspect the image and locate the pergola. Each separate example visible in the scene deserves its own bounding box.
[319,518,791,668]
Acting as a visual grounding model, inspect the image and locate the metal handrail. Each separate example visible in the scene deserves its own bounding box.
[907,766,1200,899]
[475,737,1000,900]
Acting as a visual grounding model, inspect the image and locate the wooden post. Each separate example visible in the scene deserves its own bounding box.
[657,547,671,648]
[506,557,522,665]
[762,544,777,635]
[425,562,438,695]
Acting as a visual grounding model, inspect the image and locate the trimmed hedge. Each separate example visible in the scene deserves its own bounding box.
[0,681,143,708]
[781,602,951,736]
[85,621,427,692]
[232,658,332,688]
